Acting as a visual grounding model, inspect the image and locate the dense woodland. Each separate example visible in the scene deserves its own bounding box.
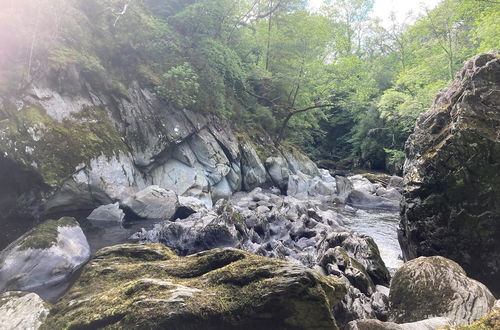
[0,0,498,173]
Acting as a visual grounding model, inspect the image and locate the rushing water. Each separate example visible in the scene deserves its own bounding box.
[340,208,404,274]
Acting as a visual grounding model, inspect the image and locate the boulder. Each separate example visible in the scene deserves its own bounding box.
[41,244,346,330]
[399,52,500,295]
[0,291,49,330]
[336,176,354,198]
[346,190,399,212]
[320,247,375,296]
[318,231,390,287]
[87,202,125,222]
[282,148,321,177]
[349,175,376,194]
[0,217,90,295]
[239,140,268,191]
[122,185,179,220]
[389,256,495,324]
[265,156,290,191]
[286,172,310,198]
[375,187,402,201]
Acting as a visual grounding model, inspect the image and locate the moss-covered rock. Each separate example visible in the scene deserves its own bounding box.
[0,103,127,185]
[389,256,495,325]
[42,243,347,330]
[0,217,90,296]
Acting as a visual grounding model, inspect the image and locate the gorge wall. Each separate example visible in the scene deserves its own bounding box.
[399,52,500,296]
[0,69,318,248]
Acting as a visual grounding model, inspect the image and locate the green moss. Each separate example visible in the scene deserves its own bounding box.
[448,309,500,329]
[42,244,346,330]
[17,217,78,250]
[0,104,127,185]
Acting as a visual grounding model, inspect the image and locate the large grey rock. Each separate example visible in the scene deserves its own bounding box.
[265,156,290,191]
[87,202,125,222]
[399,52,500,296]
[346,190,399,211]
[336,176,354,198]
[375,187,402,201]
[346,317,453,330]
[0,217,90,294]
[240,140,267,191]
[389,256,495,324]
[122,185,179,220]
[282,148,321,177]
[286,172,310,198]
[349,175,376,194]
[0,291,49,330]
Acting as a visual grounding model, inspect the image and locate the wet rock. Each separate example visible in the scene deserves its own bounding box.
[399,52,500,295]
[346,190,399,212]
[122,185,179,220]
[42,244,346,329]
[0,217,90,295]
[87,202,125,222]
[0,291,49,330]
[389,256,495,324]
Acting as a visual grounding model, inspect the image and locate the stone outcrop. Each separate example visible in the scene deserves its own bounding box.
[399,52,500,295]
[0,217,90,298]
[41,244,346,329]
[389,256,495,325]
[0,291,49,330]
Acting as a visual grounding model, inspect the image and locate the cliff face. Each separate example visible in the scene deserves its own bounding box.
[399,52,500,296]
[0,69,318,247]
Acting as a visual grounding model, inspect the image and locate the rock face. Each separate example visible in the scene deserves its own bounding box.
[389,256,495,325]
[399,52,500,295]
[0,291,49,330]
[41,244,346,330]
[0,217,90,296]
[122,185,179,220]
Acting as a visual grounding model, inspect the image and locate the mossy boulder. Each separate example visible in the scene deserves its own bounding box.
[42,243,347,330]
[389,256,495,325]
[0,217,90,297]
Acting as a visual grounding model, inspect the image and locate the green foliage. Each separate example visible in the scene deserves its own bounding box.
[0,0,497,174]
[155,63,200,108]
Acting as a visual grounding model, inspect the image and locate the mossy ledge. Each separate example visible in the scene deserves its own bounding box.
[0,103,127,185]
[42,244,347,330]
